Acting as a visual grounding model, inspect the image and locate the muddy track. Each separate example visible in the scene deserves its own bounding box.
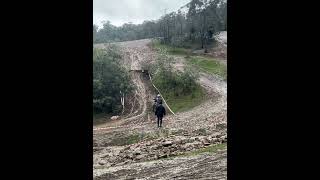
[94,147,227,180]
[94,39,156,131]
[93,39,227,179]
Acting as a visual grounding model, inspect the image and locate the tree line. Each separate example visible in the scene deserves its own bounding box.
[94,0,227,50]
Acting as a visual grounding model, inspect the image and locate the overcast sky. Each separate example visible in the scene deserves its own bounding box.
[93,0,190,28]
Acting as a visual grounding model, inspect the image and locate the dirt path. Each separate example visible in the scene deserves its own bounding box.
[94,147,227,180]
[94,39,156,131]
[93,39,227,179]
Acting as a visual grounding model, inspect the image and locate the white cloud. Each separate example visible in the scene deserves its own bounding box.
[93,0,191,28]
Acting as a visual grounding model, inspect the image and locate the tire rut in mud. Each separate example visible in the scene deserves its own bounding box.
[94,148,227,180]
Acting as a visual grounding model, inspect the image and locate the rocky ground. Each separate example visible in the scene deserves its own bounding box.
[94,145,227,180]
[93,38,227,179]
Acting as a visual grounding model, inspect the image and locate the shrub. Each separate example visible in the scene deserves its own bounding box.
[93,47,132,114]
[152,50,199,97]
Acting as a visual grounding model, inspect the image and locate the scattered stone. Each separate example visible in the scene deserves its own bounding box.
[134,150,141,155]
[180,138,188,144]
[200,138,209,146]
[98,160,106,165]
[151,145,159,150]
[162,141,173,147]
[210,138,218,143]
[135,155,144,160]
[158,154,168,159]
[110,116,119,120]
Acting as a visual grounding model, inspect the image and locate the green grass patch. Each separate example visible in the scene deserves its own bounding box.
[167,143,227,160]
[152,40,190,56]
[187,56,227,79]
[163,85,205,113]
[186,143,227,156]
[168,47,190,56]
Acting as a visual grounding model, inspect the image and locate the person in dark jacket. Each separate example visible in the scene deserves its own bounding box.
[152,94,162,112]
[155,101,166,128]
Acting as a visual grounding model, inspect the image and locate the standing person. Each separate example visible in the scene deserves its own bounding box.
[155,101,166,128]
[153,94,162,112]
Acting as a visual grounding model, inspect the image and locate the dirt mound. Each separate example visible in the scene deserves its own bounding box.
[94,130,226,168]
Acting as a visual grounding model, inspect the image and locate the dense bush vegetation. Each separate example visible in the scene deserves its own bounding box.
[153,66,200,97]
[93,46,132,114]
[146,46,204,112]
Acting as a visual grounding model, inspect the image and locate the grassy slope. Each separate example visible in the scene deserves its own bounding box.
[152,41,223,113]
[151,41,206,113]
[152,41,190,56]
[164,85,205,113]
[187,56,227,80]
[152,40,227,79]
[184,143,227,156]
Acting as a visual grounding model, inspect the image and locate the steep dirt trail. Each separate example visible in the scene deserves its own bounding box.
[93,39,227,179]
[94,39,156,131]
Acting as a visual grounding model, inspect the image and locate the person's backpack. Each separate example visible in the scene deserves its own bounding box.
[153,98,158,112]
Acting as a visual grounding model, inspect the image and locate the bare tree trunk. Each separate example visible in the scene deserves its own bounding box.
[202,10,208,53]
[167,18,170,43]
[204,17,208,53]
[201,32,204,49]
[204,35,208,53]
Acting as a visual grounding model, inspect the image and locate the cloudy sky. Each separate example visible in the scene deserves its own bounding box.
[93,0,190,28]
